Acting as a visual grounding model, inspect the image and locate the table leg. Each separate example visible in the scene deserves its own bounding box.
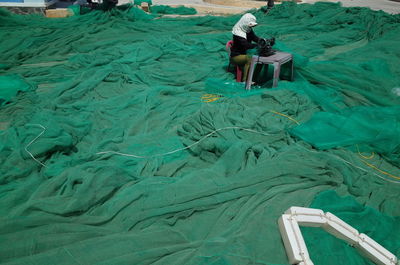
[245,57,257,90]
[290,59,294,81]
[272,62,280,87]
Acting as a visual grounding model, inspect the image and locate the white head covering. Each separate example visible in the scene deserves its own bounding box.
[232,13,258,39]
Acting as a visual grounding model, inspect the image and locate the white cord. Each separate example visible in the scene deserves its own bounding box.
[305,147,400,184]
[96,126,271,159]
[335,156,400,184]
[25,124,47,168]
[22,123,399,184]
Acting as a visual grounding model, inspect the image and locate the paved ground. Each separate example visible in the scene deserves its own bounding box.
[301,0,400,14]
[141,0,400,14]
[118,0,255,14]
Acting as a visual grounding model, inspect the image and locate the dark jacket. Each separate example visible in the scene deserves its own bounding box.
[230,30,260,57]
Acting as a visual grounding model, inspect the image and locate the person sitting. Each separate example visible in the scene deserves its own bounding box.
[230,13,262,83]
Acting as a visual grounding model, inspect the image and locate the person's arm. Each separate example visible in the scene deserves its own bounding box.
[235,36,257,50]
[248,30,260,44]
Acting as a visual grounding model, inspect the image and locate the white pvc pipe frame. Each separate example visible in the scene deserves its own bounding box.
[278,207,398,265]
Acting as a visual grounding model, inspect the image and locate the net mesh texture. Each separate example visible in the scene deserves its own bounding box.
[0,2,399,265]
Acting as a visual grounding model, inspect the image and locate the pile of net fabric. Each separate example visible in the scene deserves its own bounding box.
[0,2,399,264]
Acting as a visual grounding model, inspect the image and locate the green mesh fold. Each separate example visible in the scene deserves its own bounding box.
[151,5,197,15]
[0,74,34,106]
[303,190,400,265]
[0,2,399,265]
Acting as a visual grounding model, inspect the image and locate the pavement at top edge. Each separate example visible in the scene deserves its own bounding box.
[135,0,400,14]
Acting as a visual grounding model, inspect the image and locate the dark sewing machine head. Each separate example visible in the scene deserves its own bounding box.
[257,37,276,57]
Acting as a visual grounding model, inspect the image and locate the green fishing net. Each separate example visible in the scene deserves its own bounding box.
[291,106,400,167]
[150,5,197,15]
[0,74,34,106]
[0,2,399,265]
[303,190,400,265]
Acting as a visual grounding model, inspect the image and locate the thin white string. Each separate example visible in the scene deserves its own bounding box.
[25,124,47,167]
[23,123,399,184]
[335,156,400,184]
[305,148,400,184]
[96,126,271,159]
[97,128,400,184]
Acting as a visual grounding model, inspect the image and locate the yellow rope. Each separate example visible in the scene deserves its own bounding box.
[201,94,223,103]
[266,110,399,182]
[361,160,400,181]
[356,144,374,159]
[266,111,398,182]
[201,94,301,125]
[204,98,220,103]
[269,110,300,125]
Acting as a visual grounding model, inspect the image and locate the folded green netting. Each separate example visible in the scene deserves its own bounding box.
[0,2,399,265]
[0,75,33,106]
[151,5,197,15]
[291,106,400,166]
[303,190,400,265]
[0,64,9,70]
